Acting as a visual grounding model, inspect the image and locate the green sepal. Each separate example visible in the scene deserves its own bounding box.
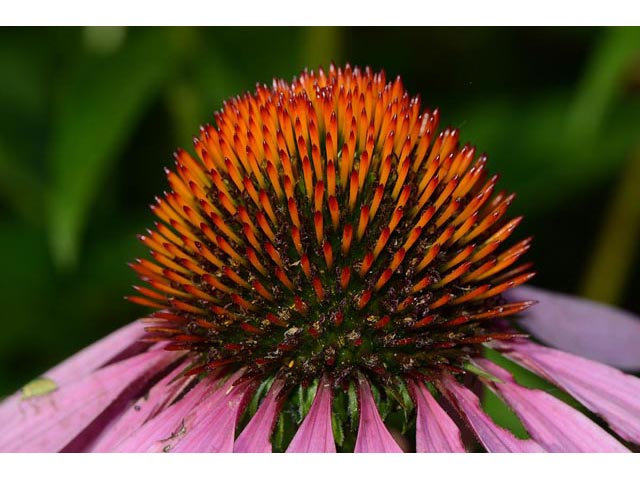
[347,380,359,431]
[383,380,414,429]
[246,376,274,417]
[331,410,345,447]
[296,379,318,424]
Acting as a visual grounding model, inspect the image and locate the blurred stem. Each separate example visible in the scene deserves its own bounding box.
[581,147,640,304]
[568,27,640,148]
[299,27,344,68]
[164,29,242,147]
[164,28,201,146]
[165,81,201,146]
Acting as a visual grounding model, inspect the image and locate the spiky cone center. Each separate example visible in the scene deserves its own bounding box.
[129,65,533,442]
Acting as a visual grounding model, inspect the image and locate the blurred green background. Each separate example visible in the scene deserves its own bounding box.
[1,26,639,397]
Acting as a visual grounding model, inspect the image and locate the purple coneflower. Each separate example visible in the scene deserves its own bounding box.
[1,65,639,453]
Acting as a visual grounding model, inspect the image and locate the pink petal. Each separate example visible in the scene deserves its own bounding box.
[168,377,253,453]
[234,380,285,453]
[114,369,244,452]
[0,348,177,452]
[441,374,544,452]
[354,378,402,453]
[0,320,147,428]
[510,285,640,370]
[90,360,192,452]
[410,380,465,452]
[286,378,336,453]
[474,359,628,452]
[113,377,213,451]
[496,339,640,444]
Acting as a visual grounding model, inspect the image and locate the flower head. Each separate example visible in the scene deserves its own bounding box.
[1,65,639,453]
[132,64,532,396]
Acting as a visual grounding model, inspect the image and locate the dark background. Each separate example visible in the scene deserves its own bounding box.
[1,27,639,396]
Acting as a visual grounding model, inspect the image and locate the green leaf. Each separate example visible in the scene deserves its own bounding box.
[0,31,51,225]
[0,30,49,119]
[482,386,529,439]
[0,221,54,394]
[47,28,178,269]
[83,27,127,55]
[0,141,43,225]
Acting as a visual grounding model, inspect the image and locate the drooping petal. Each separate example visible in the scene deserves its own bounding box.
[441,374,544,452]
[90,360,192,452]
[496,339,640,444]
[286,378,336,453]
[113,369,243,452]
[0,348,177,452]
[168,377,253,453]
[510,285,640,371]
[354,378,402,453]
[46,320,149,385]
[410,380,465,452]
[0,320,148,428]
[474,359,628,452]
[234,380,285,453]
[113,380,210,452]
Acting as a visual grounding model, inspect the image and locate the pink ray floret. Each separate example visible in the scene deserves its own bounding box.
[511,286,640,370]
[474,358,628,452]
[167,375,253,452]
[287,378,336,453]
[354,378,402,453]
[0,348,177,452]
[496,339,640,445]
[411,380,465,452]
[0,320,147,431]
[90,359,192,452]
[234,379,285,453]
[441,374,544,453]
[112,370,234,452]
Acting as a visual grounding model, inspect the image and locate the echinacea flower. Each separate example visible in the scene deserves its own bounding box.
[1,64,639,453]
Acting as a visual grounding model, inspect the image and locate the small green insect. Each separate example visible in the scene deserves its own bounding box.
[21,377,58,399]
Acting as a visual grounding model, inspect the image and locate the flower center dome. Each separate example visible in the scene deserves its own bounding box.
[130,64,533,390]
